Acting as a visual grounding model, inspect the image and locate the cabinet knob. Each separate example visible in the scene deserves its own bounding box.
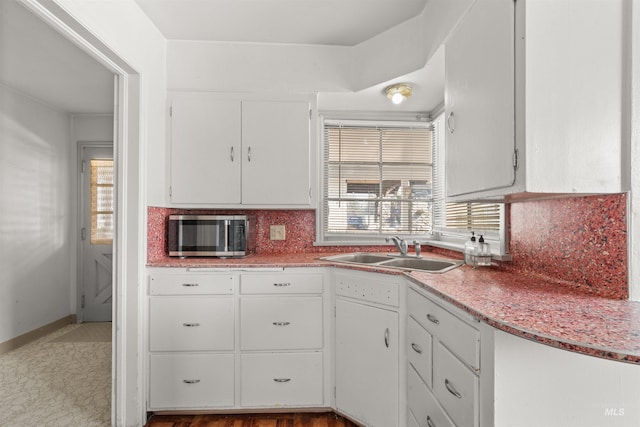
[273,282,291,287]
[181,283,199,287]
[182,322,200,327]
[230,146,235,162]
[247,146,252,162]
[427,415,436,427]
[384,328,390,348]
[182,379,200,384]
[273,378,291,383]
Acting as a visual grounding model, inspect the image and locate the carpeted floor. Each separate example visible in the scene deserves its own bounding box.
[0,323,112,427]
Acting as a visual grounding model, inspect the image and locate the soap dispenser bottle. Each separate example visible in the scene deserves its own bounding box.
[464,232,477,266]
[477,234,492,266]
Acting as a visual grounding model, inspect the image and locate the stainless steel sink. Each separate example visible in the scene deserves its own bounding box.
[378,257,461,273]
[321,253,394,264]
[320,252,462,273]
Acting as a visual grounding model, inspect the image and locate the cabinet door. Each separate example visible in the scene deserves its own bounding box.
[335,298,399,427]
[241,100,310,205]
[240,296,323,350]
[149,297,234,351]
[170,94,241,204]
[240,352,324,407]
[149,353,234,409]
[445,0,515,197]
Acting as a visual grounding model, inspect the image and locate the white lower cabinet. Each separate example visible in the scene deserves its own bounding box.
[240,352,324,407]
[408,285,481,427]
[149,353,234,409]
[334,270,403,427]
[147,269,327,412]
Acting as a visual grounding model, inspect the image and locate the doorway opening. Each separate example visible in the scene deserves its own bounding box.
[19,1,144,425]
[78,142,114,322]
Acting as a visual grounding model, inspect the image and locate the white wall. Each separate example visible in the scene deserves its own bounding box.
[52,0,167,206]
[0,84,73,344]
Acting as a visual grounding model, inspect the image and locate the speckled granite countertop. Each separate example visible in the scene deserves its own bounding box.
[148,252,640,364]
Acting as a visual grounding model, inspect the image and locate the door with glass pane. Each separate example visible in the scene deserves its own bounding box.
[80,144,114,321]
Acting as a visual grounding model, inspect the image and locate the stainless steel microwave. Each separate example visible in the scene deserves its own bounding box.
[168,215,256,258]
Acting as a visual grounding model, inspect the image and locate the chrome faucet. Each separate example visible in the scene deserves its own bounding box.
[386,236,408,256]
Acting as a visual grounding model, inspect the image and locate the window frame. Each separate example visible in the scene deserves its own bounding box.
[316,116,434,245]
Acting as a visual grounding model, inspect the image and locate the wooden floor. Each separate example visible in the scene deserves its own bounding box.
[145,412,361,427]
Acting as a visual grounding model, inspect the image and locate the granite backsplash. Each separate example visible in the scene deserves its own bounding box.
[147,193,628,300]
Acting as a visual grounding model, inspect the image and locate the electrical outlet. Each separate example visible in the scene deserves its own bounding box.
[270,225,286,240]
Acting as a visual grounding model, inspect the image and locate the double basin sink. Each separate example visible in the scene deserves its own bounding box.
[320,252,462,274]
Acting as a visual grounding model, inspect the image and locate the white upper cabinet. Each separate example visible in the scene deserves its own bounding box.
[241,100,311,205]
[170,94,241,204]
[445,0,516,198]
[169,92,315,207]
[445,0,625,201]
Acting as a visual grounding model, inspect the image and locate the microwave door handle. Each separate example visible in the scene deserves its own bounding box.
[224,220,230,252]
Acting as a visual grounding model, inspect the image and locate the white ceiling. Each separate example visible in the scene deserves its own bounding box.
[0,0,443,116]
[135,0,428,46]
[0,0,114,114]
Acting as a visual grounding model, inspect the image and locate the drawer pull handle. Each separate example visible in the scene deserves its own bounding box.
[445,378,462,399]
[272,321,291,326]
[426,313,440,325]
[182,379,200,384]
[273,378,291,383]
[273,282,291,287]
[427,415,436,427]
[181,283,199,287]
[183,323,200,327]
[384,328,390,348]
[411,343,423,354]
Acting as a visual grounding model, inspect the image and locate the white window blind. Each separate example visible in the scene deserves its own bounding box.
[322,120,433,239]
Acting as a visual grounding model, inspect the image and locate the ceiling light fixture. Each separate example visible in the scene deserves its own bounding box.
[385,83,412,105]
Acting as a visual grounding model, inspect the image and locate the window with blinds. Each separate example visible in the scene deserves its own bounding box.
[319,115,505,251]
[322,121,433,239]
[90,159,114,245]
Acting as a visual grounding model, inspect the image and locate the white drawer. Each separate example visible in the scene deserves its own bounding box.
[241,273,323,294]
[240,297,323,350]
[149,297,234,351]
[149,274,236,295]
[240,352,323,407]
[433,342,478,427]
[407,316,432,388]
[408,288,480,370]
[335,271,399,307]
[408,365,456,427]
[149,353,234,409]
